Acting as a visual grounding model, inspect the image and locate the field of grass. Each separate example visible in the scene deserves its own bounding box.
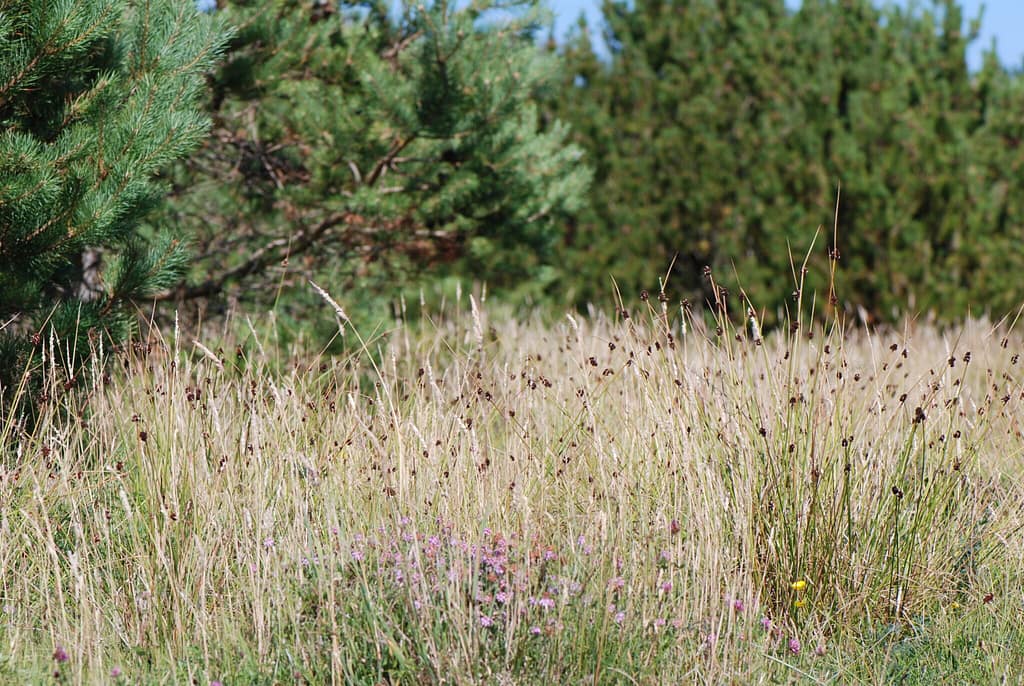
[2,295,1023,684]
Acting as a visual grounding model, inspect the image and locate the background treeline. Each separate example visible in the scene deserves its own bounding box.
[166,0,1024,326]
[4,0,1024,413]
[551,0,1024,323]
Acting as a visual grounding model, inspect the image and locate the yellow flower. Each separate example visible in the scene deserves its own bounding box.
[790,580,807,592]
[794,599,807,608]
[950,601,960,610]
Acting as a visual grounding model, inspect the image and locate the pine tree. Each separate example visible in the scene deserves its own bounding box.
[0,1,225,411]
[159,0,590,314]
[552,0,1024,323]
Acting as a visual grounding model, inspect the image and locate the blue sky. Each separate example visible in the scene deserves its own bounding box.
[548,1,1024,70]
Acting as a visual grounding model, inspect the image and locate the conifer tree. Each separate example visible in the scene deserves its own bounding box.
[0,1,225,408]
[553,0,1024,322]
[160,0,590,311]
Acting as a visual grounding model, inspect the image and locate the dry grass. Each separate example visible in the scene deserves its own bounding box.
[2,299,1023,684]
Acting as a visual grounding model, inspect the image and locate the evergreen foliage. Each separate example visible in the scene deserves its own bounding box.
[0,0,225,408]
[161,0,591,311]
[553,0,1024,323]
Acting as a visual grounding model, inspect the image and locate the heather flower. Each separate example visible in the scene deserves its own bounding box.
[480,614,494,628]
[495,591,510,604]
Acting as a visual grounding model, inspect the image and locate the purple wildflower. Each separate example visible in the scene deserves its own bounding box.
[53,646,69,663]
[479,614,494,628]
[788,637,801,654]
[732,599,745,612]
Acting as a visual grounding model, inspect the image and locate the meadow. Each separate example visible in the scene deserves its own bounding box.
[1,290,1023,684]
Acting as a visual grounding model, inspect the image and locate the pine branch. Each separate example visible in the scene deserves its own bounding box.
[157,211,351,301]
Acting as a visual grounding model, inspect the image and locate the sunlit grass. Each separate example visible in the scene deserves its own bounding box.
[1,297,1023,684]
